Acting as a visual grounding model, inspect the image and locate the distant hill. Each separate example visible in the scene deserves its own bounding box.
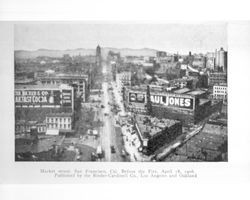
[14,48,96,59]
[15,47,158,60]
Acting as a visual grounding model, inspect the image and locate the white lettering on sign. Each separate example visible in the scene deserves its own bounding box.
[150,95,193,109]
[15,96,48,103]
[14,90,60,105]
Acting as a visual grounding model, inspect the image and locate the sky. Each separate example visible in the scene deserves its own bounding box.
[14,22,228,54]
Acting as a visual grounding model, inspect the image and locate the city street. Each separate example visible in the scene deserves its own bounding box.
[99,62,128,161]
[99,61,150,162]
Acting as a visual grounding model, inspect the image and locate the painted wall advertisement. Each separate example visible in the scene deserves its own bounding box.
[128,91,194,110]
[15,90,61,106]
[128,92,146,103]
[150,94,194,110]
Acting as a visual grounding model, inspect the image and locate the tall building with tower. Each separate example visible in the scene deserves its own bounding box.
[215,47,227,72]
[96,45,102,67]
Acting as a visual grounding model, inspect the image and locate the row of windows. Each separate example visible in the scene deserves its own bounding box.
[41,81,60,84]
[38,127,46,132]
[16,126,31,132]
[214,87,227,90]
[214,90,227,93]
[16,126,46,133]
[47,117,71,123]
[214,90,227,94]
[48,124,71,129]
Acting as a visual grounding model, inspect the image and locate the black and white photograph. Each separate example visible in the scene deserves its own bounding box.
[1,0,250,199]
[14,23,228,162]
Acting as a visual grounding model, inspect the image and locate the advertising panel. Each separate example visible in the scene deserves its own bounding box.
[150,94,194,110]
[15,90,61,106]
[128,92,146,103]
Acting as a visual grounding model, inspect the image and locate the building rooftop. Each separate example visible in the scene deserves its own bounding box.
[172,125,227,161]
[210,72,227,75]
[126,86,147,92]
[126,85,195,98]
[202,123,227,136]
[171,77,194,82]
[128,102,147,108]
[15,84,61,90]
[37,72,88,79]
[135,114,179,138]
[186,90,206,96]
[16,120,38,126]
[15,78,36,84]
[173,88,191,94]
[15,84,73,90]
[15,107,73,123]
[46,112,73,117]
[199,98,211,105]
[214,83,227,87]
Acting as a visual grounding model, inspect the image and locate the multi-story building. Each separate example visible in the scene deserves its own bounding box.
[192,55,206,68]
[15,120,38,135]
[208,72,227,86]
[156,51,167,57]
[96,45,102,67]
[155,62,181,80]
[116,71,131,92]
[134,114,182,155]
[206,52,216,70]
[15,120,47,135]
[215,47,227,72]
[45,112,73,135]
[15,84,75,135]
[213,84,227,101]
[37,123,47,133]
[15,84,74,111]
[124,85,222,125]
[15,112,73,136]
[36,72,88,101]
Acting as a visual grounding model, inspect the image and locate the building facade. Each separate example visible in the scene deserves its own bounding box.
[45,113,73,135]
[36,72,88,101]
[213,84,227,101]
[96,45,102,67]
[15,84,74,111]
[116,71,131,92]
[125,85,220,125]
[208,72,227,86]
[134,115,182,155]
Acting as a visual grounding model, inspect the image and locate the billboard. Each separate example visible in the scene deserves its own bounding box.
[150,94,194,110]
[15,89,61,106]
[128,92,146,103]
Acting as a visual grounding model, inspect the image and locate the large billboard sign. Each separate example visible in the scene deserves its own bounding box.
[128,91,194,110]
[128,92,146,103]
[15,90,61,106]
[150,94,194,110]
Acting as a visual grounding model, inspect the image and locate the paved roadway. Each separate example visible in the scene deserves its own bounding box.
[99,62,127,161]
[98,63,111,161]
